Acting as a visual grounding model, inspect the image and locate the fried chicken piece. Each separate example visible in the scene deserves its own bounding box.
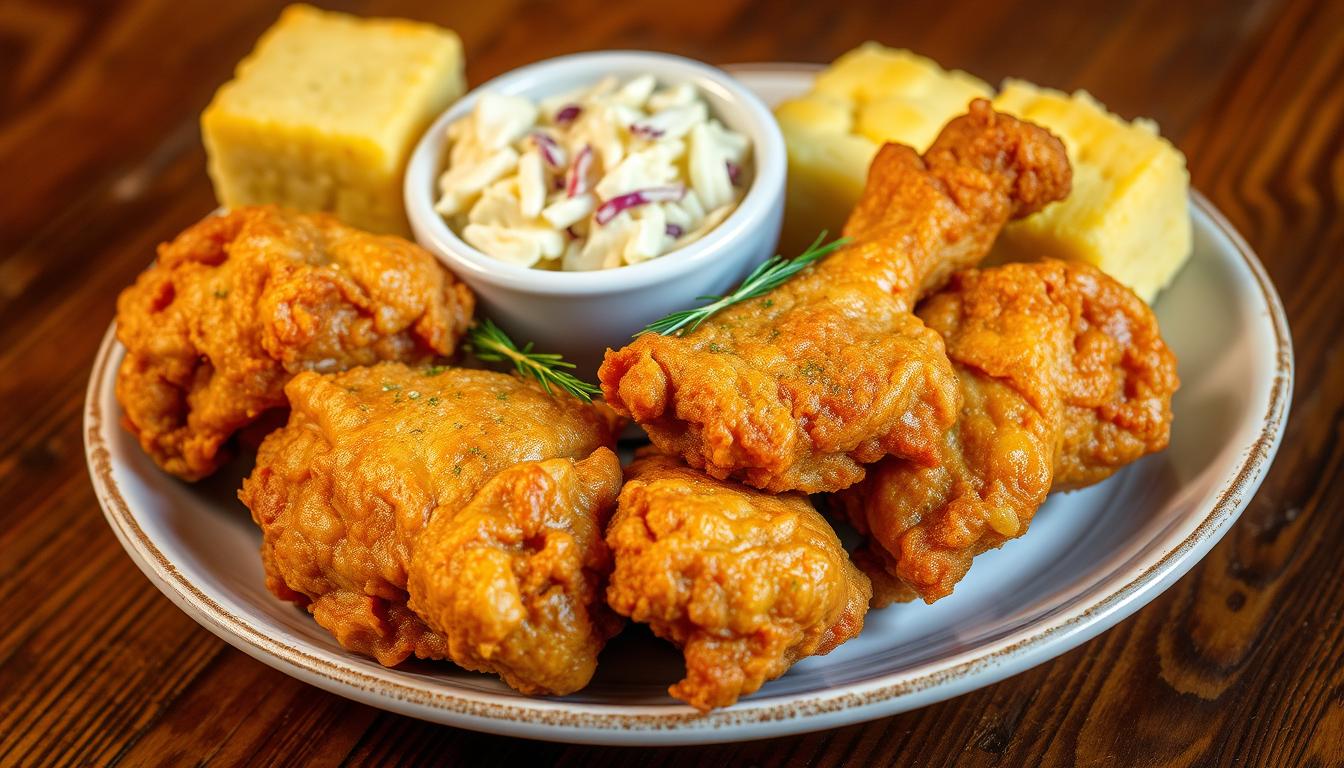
[407,450,623,695]
[239,363,624,695]
[115,206,474,480]
[600,100,1071,494]
[606,451,872,711]
[832,261,1178,605]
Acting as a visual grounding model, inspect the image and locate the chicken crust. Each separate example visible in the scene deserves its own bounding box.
[600,100,1071,494]
[833,261,1178,605]
[606,452,871,711]
[407,449,624,695]
[239,363,623,695]
[115,206,474,480]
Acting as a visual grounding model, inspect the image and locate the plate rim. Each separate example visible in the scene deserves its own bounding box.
[83,67,1294,746]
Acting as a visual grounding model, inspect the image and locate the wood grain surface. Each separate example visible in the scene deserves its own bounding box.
[2,0,1342,765]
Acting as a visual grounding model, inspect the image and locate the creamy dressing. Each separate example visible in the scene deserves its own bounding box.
[435,75,752,270]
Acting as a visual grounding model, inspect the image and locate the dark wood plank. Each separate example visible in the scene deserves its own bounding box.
[1,0,1341,765]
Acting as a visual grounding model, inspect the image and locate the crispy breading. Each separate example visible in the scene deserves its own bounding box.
[239,363,623,695]
[407,449,624,695]
[600,101,1072,494]
[115,206,474,480]
[605,452,871,711]
[833,261,1178,604]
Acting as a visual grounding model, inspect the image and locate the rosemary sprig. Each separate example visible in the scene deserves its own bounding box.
[469,319,601,402]
[637,232,849,337]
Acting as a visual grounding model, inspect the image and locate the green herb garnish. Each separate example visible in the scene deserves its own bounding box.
[637,232,848,337]
[469,319,600,402]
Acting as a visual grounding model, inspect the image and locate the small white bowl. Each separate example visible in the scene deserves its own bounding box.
[404,51,786,377]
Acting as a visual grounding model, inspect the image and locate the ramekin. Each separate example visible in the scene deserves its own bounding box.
[404,50,786,377]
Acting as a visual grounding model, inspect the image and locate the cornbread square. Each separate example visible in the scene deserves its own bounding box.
[202,5,465,235]
[808,43,994,151]
[773,44,992,254]
[991,80,1192,302]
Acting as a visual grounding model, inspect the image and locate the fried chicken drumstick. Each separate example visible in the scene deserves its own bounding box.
[240,363,623,695]
[832,261,1179,605]
[116,206,474,480]
[600,100,1072,494]
[605,451,871,711]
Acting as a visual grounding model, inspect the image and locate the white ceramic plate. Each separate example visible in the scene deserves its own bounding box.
[84,65,1292,745]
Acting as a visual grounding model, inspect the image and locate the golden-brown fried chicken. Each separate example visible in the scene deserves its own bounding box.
[407,450,623,695]
[239,363,623,695]
[832,261,1179,605]
[605,451,871,711]
[600,100,1072,494]
[116,206,474,480]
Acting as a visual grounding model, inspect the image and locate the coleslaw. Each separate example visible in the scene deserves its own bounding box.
[434,75,752,271]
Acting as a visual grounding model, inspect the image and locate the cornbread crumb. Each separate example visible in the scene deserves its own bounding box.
[991,80,1192,302]
[201,5,465,235]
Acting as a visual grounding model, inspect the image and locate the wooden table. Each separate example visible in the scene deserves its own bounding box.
[3,0,1341,764]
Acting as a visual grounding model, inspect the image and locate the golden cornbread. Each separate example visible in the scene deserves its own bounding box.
[990,80,1192,302]
[773,44,991,253]
[201,5,465,235]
